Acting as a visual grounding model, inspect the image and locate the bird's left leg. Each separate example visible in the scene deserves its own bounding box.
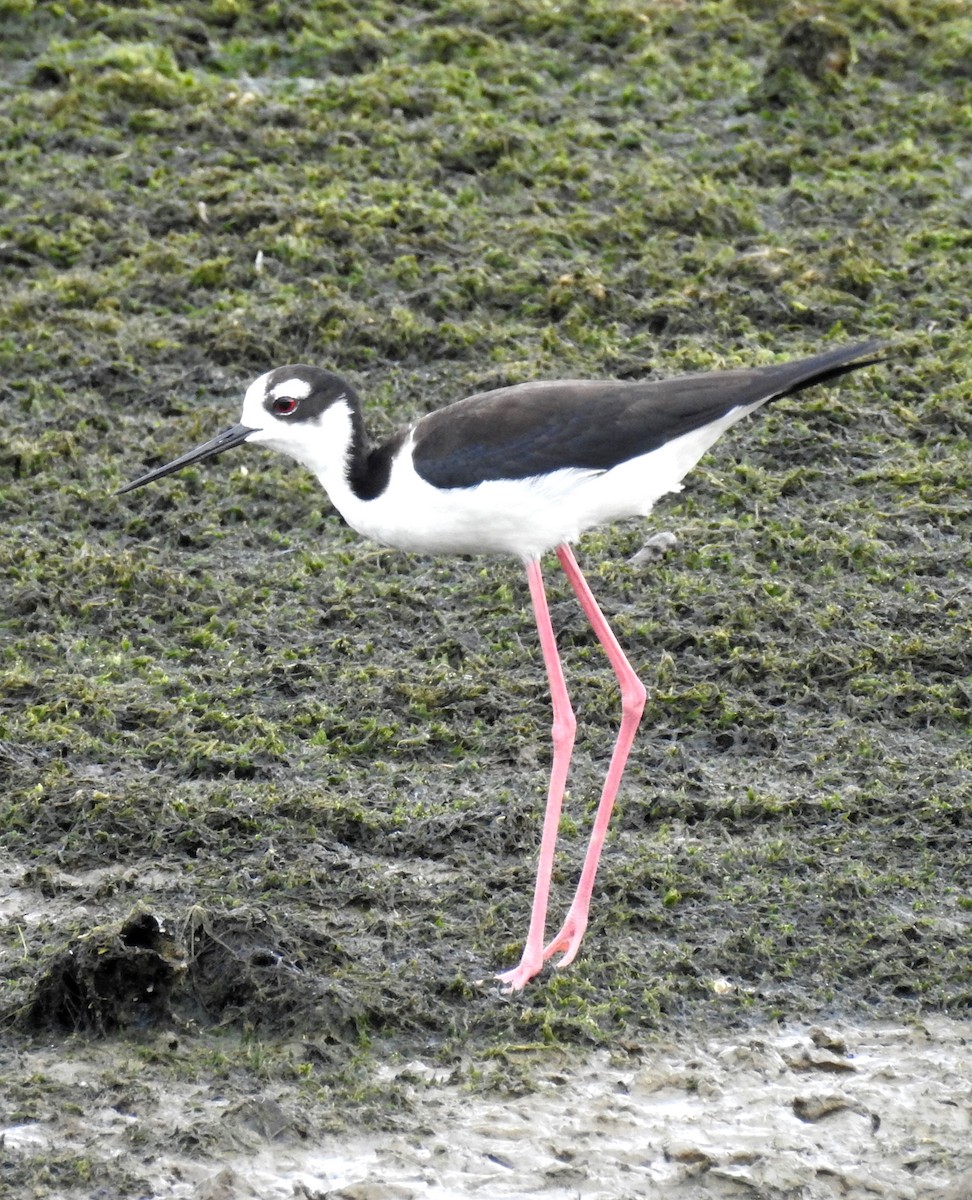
[496,555,577,992]
[542,543,647,968]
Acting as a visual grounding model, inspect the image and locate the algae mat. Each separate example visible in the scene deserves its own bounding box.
[1,2,970,1197]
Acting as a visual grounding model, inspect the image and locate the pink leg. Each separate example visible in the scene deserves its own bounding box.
[496,557,576,992]
[542,543,647,968]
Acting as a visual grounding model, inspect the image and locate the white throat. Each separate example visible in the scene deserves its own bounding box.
[241,382,361,511]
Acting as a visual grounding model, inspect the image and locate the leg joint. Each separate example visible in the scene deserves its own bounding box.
[623,678,648,720]
[552,709,577,745]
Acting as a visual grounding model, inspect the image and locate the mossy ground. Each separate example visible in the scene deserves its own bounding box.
[1,0,970,1193]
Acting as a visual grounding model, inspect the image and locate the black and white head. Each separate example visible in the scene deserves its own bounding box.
[118,365,361,494]
[240,365,363,472]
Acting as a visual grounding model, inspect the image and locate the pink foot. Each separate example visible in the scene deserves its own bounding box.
[542,905,589,969]
[496,951,545,992]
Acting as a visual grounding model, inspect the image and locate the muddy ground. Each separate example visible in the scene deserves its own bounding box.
[3,1007,971,1199]
[1,2,970,1197]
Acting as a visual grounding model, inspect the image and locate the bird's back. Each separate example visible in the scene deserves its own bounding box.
[408,342,883,491]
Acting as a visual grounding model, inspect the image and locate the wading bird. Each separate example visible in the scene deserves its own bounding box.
[120,340,885,989]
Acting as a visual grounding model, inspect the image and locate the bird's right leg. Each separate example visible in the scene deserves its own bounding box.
[496,556,576,992]
[541,543,647,968]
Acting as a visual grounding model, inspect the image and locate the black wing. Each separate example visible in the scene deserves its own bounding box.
[408,340,886,490]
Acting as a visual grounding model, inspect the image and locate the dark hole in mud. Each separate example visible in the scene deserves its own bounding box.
[119,910,168,951]
[248,948,283,969]
[22,910,185,1035]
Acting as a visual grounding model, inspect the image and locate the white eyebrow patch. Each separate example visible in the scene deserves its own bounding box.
[271,377,312,401]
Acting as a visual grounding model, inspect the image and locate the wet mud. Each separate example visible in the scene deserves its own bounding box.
[3,1008,970,1198]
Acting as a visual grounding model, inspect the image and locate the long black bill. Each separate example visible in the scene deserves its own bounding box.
[117,423,257,495]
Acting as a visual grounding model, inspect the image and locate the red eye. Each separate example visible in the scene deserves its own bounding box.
[272,396,299,415]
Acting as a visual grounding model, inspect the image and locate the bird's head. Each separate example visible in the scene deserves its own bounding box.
[117,365,358,494]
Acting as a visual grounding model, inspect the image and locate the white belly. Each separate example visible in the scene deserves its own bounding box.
[348,467,611,558]
[338,416,743,559]
[300,408,750,561]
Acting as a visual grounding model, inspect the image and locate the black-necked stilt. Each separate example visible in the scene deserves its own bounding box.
[119,340,886,990]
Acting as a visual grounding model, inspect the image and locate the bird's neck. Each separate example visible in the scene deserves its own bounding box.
[344,401,387,501]
[286,391,397,510]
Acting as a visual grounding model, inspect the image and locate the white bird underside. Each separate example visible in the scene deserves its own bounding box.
[298,402,754,561]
